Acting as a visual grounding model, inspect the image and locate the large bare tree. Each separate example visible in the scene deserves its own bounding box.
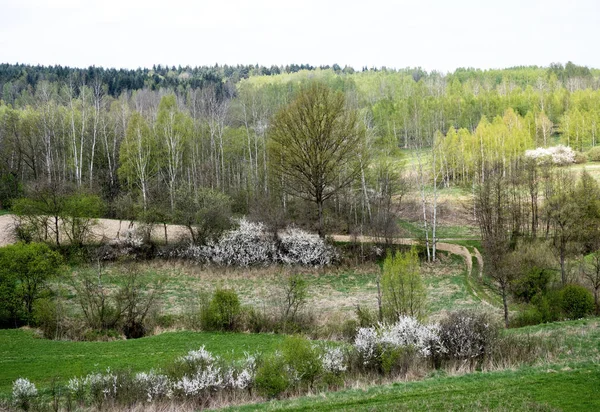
[268,82,365,236]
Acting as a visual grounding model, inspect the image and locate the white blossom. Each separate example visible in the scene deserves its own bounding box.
[180,346,216,366]
[135,371,172,402]
[173,365,223,396]
[277,227,338,266]
[208,218,276,266]
[525,145,576,165]
[354,326,378,364]
[12,378,37,405]
[320,346,347,374]
[354,316,446,362]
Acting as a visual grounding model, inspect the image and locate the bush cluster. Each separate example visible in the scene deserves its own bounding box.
[195,284,313,334]
[11,309,556,410]
[512,284,594,327]
[165,219,338,266]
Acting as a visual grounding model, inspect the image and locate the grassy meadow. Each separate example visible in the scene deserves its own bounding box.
[227,319,600,411]
[0,329,284,395]
[59,250,497,323]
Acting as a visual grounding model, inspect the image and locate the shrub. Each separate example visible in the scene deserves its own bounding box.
[162,219,338,267]
[511,305,544,327]
[381,247,426,321]
[511,267,552,303]
[134,370,171,402]
[531,290,563,323]
[278,274,308,326]
[574,151,587,164]
[524,145,576,165]
[202,289,241,331]
[210,218,276,266]
[277,227,338,265]
[560,284,594,319]
[320,346,347,375]
[587,146,600,162]
[574,151,588,164]
[439,311,499,361]
[281,336,323,388]
[254,354,289,399]
[353,316,444,374]
[12,378,37,411]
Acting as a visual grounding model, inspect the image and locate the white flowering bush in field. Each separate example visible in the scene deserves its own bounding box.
[277,227,338,266]
[179,346,215,368]
[354,326,379,365]
[207,218,276,266]
[229,354,257,390]
[12,378,37,410]
[173,365,224,396]
[525,145,576,165]
[320,346,347,374]
[169,219,338,267]
[172,347,257,397]
[85,369,118,401]
[439,311,498,360]
[354,316,445,366]
[134,371,172,402]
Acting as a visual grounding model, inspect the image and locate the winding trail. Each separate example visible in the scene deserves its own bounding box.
[330,234,477,277]
[0,213,483,278]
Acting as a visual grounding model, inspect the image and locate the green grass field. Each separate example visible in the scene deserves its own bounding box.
[227,362,600,411]
[0,329,283,394]
[60,254,488,324]
[227,319,600,411]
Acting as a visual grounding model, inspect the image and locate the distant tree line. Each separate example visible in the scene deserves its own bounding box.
[1,61,600,239]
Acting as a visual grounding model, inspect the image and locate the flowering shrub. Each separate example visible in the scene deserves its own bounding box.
[166,219,338,267]
[524,145,576,165]
[354,326,378,365]
[320,346,348,374]
[439,311,498,360]
[172,347,257,397]
[208,219,275,266]
[12,378,37,410]
[172,365,223,397]
[277,227,338,266]
[134,371,171,402]
[354,316,445,370]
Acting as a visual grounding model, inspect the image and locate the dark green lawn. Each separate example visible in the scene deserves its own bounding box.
[0,328,283,393]
[227,362,600,411]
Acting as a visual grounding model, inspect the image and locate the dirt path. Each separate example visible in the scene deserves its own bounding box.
[0,215,17,246]
[0,214,482,277]
[331,235,475,276]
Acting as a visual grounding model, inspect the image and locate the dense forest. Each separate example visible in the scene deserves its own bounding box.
[1,61,600,237]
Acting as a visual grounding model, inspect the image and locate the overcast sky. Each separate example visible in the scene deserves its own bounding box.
[1,0,598,73]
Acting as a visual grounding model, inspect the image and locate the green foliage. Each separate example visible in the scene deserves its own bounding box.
[118,112,158,209]
[0,242,63,324]
[514,285,593,326]
[512,267,553,303]
[0,172,21,209]
[560,284,594,319]
[202,288,241,331]
[254,354,290,399]
[173,187,232,245]
[280,336,323,388]
[268,81,365,236]
[62,193,104,246]
[381,247,425,321]
[586,146,600,162]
